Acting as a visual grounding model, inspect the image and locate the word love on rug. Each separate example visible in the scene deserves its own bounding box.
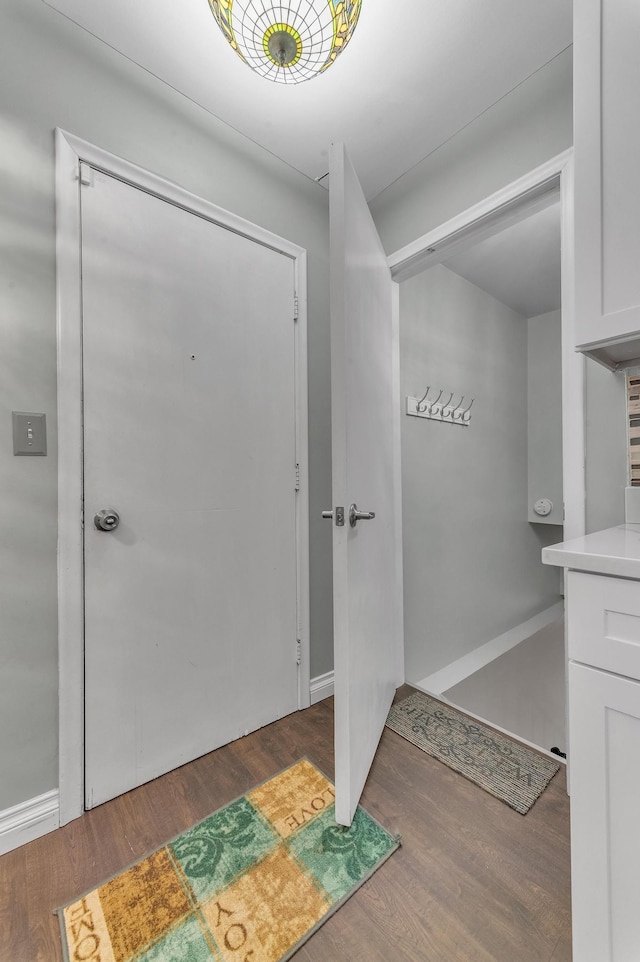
[57,759,399,962]
[386,691,560,815]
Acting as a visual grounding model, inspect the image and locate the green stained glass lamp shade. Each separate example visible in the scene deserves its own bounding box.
[208,0,363,84]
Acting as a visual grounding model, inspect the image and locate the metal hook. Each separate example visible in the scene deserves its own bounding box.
[428,389,443,413]
[461,397,475,420]
[440,392,454,416]
[452,395,465,418]
[411,388,474,424]
[416,385,431,413]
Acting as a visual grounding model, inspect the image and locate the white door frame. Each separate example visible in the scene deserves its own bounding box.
[55,129,310,826]
[386,148,584,542]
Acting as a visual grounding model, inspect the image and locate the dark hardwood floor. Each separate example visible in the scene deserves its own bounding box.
[0,687,571,961]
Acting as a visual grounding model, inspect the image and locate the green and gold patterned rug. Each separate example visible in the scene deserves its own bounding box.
[57,759,399,962]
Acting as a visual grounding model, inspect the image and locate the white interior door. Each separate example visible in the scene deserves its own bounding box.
[329,143,404,826]
[81,167,300,809]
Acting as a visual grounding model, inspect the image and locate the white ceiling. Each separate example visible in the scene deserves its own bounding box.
[444,200,562,318]
[42,0,572,200]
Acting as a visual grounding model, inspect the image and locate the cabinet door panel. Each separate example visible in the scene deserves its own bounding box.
[574,0,640,353]
[567,570,640,677]
[570,662,640,961]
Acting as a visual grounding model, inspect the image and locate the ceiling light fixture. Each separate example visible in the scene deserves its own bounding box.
[208,0,362,84]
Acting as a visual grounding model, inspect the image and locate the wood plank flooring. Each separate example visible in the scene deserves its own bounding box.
[0,687,571,961]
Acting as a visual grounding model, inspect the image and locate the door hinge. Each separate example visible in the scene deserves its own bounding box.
[293,295,299,321]
[295,463,301,491]
[296,639,302,666]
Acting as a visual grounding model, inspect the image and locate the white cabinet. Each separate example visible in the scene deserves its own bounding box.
[569,664,640,962]
[574,0,640,370]
[567,570,640,961]
[568,570,640,677]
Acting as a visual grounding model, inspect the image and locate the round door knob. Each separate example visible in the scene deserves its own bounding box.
[94,508,120,531]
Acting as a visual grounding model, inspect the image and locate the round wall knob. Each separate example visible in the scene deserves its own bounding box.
[533,498,553,517]
[94,508,120,531]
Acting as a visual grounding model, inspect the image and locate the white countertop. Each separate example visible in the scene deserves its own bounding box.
[542,524,640,579]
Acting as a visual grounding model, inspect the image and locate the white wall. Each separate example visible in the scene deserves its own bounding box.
[400,265,562,684]
[0,0,333,811]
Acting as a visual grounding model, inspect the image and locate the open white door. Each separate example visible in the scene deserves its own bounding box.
[329,143,404,826]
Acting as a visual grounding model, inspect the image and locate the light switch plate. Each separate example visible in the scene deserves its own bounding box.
[12,411,47,456]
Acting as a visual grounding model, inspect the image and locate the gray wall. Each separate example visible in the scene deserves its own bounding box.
[2,0,625,819]
[371,44,627,671]
[370,48,573,254]
[369,52,573,686]
[0,0,333,811]
[527,311,563,526]
[585,359,627,532]
[399,266,562,684]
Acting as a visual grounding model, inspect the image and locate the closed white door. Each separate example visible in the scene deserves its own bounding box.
[329,143,404,826]
[81,167,300,809]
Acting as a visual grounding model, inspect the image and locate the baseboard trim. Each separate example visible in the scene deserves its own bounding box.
[0,789,60,856]
[310,670,334,704]
[415,601,564,695]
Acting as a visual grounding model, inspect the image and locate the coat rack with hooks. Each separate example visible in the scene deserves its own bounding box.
[406,386,474,426]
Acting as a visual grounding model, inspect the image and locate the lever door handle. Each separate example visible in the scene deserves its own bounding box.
[349,503,376,528]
